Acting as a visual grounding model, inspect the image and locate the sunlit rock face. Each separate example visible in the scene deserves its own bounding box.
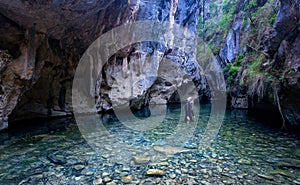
[0,0,206,127]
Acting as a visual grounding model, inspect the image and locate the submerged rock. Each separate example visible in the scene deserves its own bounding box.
[153,146,191,155]
[133,156,150,164]
[103,176,112,183]
[121,175,133,183]
[146,169,166,176]
[293,180,300,185]
[257,174,274,181]
[93,178,103,185]
[47,154,66,165]
[121,166,131,172]
[73,164,85,171]
[237,159,251,165]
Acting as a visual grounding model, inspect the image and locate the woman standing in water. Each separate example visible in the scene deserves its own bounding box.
[185,97,194,123]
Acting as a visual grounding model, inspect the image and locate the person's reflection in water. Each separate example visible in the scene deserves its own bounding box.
[141,104,151,118]
[185,97,194,123]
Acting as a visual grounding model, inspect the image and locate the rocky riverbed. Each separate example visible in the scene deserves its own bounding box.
[0,105,299,185]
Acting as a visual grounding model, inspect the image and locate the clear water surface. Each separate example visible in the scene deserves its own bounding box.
[0,104,299,185]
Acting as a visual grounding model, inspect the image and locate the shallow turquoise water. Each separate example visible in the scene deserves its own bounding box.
[0,105,299,184]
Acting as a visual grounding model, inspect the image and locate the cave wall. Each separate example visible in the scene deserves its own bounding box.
[2,0,298,129]
[0,0,203,129]
[91,0,207,112]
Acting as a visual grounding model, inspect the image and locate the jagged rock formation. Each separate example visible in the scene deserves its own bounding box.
[0,0,207,129]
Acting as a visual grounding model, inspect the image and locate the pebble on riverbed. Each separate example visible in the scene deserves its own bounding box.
[257,174,274,180]
[121,175,133,183]
[93,178,102,185]
[146,169,166,176]
[73,164,85,171]
[132,156,150,164]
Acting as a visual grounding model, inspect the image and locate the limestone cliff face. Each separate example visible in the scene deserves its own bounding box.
[0,0,202,129]
[93,0,206,112]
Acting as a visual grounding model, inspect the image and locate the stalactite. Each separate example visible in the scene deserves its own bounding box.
[169,0,179,47]
[122,57,128,78]
[129,58,134,97]
[24,26,36,80]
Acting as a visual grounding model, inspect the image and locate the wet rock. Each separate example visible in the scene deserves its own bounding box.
[270,169,293,178]
[85,171,94,176]
[184,143,197,149]
[200,180,210,185]
[257,174,274,180]
[93,178,103,185]
[181,168,188,173]
[133,156,150,164]
[207,170,212,176]
[101,154,111,159]
[237,174,245,179]
[121,175,133,183]
[277,159,300,169]
[106,182,116,185]
[6,175,19,180]
[215,166,223,173]
[122,166,130,172]
[102,171,110,177]
[237,159,251,165]
[158,161,169,166]
[75,176,82,181]
[146,169,166,176]
[169,173,176,179]
[293,180,300,185]
[86,152,96,155]
[175,169,181,174]
[153,146,191,155]
[165,179,175,185]
[142,179,155,185]
[188,170,197,176]
[200,169,207,174]
[47,154,66,165]
[189,159,197,163]
[55,173,64,178]
[55,166,64,171]
[211,153,217,158]
[223,179,236,184]
[73,164,85,171]
[103,176,112,183]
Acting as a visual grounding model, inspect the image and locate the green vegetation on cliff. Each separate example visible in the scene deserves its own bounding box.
[0,50,12,62]
[198,0,279,93]
[197,0,300,127]
[198,0,238,55]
